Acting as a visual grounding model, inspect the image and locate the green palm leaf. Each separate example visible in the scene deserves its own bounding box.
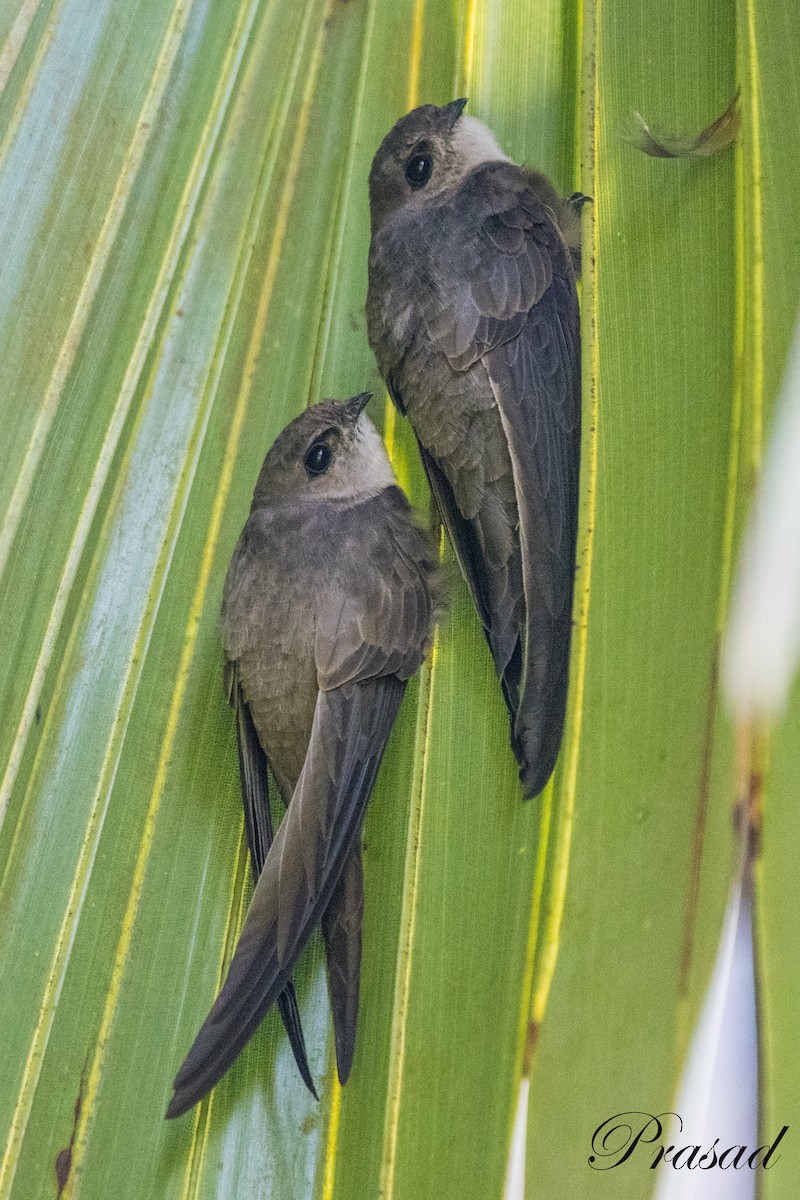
[0,0,797,1197]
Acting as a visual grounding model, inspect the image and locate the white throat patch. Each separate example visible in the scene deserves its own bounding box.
[351,417,396,498]
[451,115,511,171]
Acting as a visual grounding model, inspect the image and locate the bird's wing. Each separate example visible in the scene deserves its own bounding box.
[385,372,493,642]
[167,674,406,1119]
[223,660,317,1099]
[412,435,491,630]
[314,486,437,692]
[224,659,273,875]
[424,163,581,796]
[320,843,363,1085]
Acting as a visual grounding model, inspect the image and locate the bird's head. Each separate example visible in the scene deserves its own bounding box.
[252,394,395,508]
[368,99,509,232]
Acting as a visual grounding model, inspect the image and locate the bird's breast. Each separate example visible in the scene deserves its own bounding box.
[223,531,321,802]
[243,639,318,803]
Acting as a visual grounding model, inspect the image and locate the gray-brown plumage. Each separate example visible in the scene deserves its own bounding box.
[167,395,439,1118]
[366,99,581,799]
[226,656,317,1098]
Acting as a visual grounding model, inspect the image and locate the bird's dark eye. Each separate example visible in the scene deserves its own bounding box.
[304,441,332,477]
[405,153,432,188]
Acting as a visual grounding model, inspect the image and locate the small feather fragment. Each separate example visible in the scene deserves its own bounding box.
[624,90,740,159]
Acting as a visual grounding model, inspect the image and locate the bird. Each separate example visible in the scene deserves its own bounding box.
[167,394,440,1118]
[366,99,582,799]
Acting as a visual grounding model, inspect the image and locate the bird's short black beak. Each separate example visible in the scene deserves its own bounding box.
[445,97,468,127]
[347,391,373,419]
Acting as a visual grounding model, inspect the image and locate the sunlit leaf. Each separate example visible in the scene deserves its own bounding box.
[0,0,798,1198]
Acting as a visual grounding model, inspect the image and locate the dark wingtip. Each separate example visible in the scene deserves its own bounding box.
[515,744,561,801]
[520,766,551,801]
[334,1035,355,1087]
[278,984,319,1099]
[516,738,559,801]
[301,1065,320,1102]
[512,693,568,800]
[283,1011,319,1100]
[165,1090,190,1121]
[166,1043,219,1120]
[165,1057,318,1122]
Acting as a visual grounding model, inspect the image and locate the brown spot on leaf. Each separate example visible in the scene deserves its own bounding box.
[522,1019,539,1075]
[300,1111,318,1136]
[55,1148,71,1194]
[54,1067,85,1196]
[735,762,764,863]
